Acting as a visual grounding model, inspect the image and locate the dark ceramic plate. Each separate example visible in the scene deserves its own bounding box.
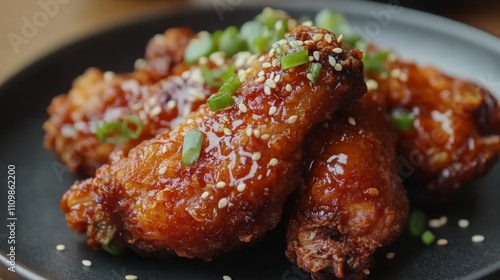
[1,1,500,279]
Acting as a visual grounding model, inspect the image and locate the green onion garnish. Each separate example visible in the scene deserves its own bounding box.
[240,21,266,54]
[392,110,415,132]
[96,115,143,144]
[207,75,242,111]
[363,50,390,73]
[102,243,127,256]
[315,9,350,35]
[219,26,248,56]
[421,230,435,246]
[275,19,288,40]
[201,64,235,87]
[308,62,323,83]
[281,50,309,70]
[408,210,426,236]
[184,34,216,64]
[182,130,203,166]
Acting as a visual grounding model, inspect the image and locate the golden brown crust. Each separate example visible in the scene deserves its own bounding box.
[61,26,366,259]
[286,91,409,279]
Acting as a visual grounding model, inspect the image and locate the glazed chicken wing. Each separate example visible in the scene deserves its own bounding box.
[61,26,366,259]
[369,59,500,193]
[286,91,409,279]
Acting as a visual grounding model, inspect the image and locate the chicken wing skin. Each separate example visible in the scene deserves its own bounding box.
[286,91,409,280]
[369,60,500,193]
[61,26,366,260]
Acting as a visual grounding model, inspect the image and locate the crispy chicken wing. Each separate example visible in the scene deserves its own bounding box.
[368,59,500,193]
[61,26,366,259]
[286,91,409,280]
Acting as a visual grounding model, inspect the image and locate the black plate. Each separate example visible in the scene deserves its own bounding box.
[1,1,500,279]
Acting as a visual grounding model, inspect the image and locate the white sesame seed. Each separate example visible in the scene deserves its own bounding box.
[187,119,194,125]
[329,56,336,66]
[269,158,278,166]
[332,47,343,54]
[223,116,230,122]
[288,115,298,124]
[272,59,280,67]
[252,152,261,160]
[223,276,232,280]
[216,182,227,188]
[166,100,177,110]
[324,34,332,43]
[134,58,146,70]
[269,48,275,57]
[223,128,232,136]
[308,56,314,62]
[266,79,277,89]
[363,269,370,275]
[246,127,252,137]
[296,40,304,46]
[258,70,265,77]
[313,33,324,42]
[437,239,448,246]
[261,134,270,140]
[82,260,92,267]
[302,20,313,27]
[348,117,356,126]
[472,235,485,243]
[199,56,208,65]
[278,39,287,46]
[268,106,277,115]
[390,68,402,78]
[237,183,246,192]
[306,73,314,82]
[150,106,162,117]
[337,34,344,43]
[218,198,229,209]
[256,76,265,83]
[258,56,265,62]
[428,219,442,228]
[274,74,281,83]
[399,72,409,82]
[365,79,379,91]
[253,129,261,138]
[158,166,167,175]
[386,252,395,259]
[313,51,320,61]
[262,62,272,68]
[439,216,448,226]
[125,275,138,280]
[201,191,209,199]
[304,40,314,45]
[458,219,470,228]
[56,244,66,251]
[264,86,271,95]
[334,63,343,71]
[269,72,275,80]
[285,84,292,92]
[103,71,115,82]
[239,103,248,113]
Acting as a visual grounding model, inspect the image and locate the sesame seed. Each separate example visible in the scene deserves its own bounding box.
[125,275,138,280]
[288,115,298,124]
[269,72,275,80]
[56,244,66,251]
[266,79,277,89]
[199,57,208,65]
[223,116,230,122]
[302,20,313,27]
[239,103,248,113]
[296,40,304,46]
[304,40,314,45]
[365,79,379,91]
[386,252,395,259]
[223,276,232,280]
[253,129,261,138]
[458,219,470,228]
[308,56,314,62]
[269,158,278,166]
[262,62,272,68]
[246,127,252,137]
[276,48,282,55]
[313,51,320,61]
[390,68,402,78]
[216,182,227,188]
[258,70,265,77]
[269,106,277,115]
[329,56,336,66]
[264,86,271,95]
[237,183,246,192]
[82,260,92,267]
[201,191,209,199]
[187,119,194,125]
[134,58,146,70]
[223,128,232,136]
[439,216,448,226]
[158,166,167,175]
[153,33,164,43]
[332,47,343,54]
[363,269,370,275]
[348,117,356,126]
[428,219,442,228]
[337,34,344,43]
[103,71,115,82]
[334,63,343,71]
[150,106,162,117]
[278,39,287,46]
[306,73,314,82]
[167,100,177,110]
[252,152,262,160]
[324,34,332,43]
[269,49,275,57]
[437,239,448,246]
[261,134,270,140]
[272,59,280,67]
[313,33,324,42]
[218,198,229,209]
[285,84,292,92]
[274,74,281,83]
[256,76,265,83]
[472,235,485,243]
[258,56,265,62]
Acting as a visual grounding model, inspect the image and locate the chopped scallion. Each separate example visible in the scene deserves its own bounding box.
[308,62,323,83]
[281,50,309,70]
[102,243,127,256]
[392,110,415,132]
[363,50,390,73]
[96,115,143,144]
[421,230,435,246]
[207,75,241,111]
[182,130,203,166]
[184,34,216,64]
[409,210,426,236]
[122,115,143,139]
[219,26,248,56]
[201,64,235,87]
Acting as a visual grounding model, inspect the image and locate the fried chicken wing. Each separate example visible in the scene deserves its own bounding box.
[369,59,500,193]
[286,91,409,279]
[61,26,366,259]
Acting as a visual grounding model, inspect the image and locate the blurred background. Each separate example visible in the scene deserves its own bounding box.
[0,0,498,84]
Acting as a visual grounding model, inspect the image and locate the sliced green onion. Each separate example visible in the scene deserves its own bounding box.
[315,9,350,35]
[102,243,127,256]
[182,130,203,165]
[240,21,265,54]
[275,19,288,40]
[201,64,235,87]
[95,115,143,144]
[122,115,143,139]
[219,26,248,56]
[252,36,273,54]
[392,110,415,132]
[184,34,216,64]
[421,230,435,246]
[211,30,224,47]
[281,50,309,70]
[308,62,323,83]
[409,210,426,237]
[363,50,390,73]
[207,75,241,111]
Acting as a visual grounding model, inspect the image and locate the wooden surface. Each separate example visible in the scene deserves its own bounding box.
[0,0,499,84]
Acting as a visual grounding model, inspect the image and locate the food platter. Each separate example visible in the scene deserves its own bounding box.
[1,1,499,279]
